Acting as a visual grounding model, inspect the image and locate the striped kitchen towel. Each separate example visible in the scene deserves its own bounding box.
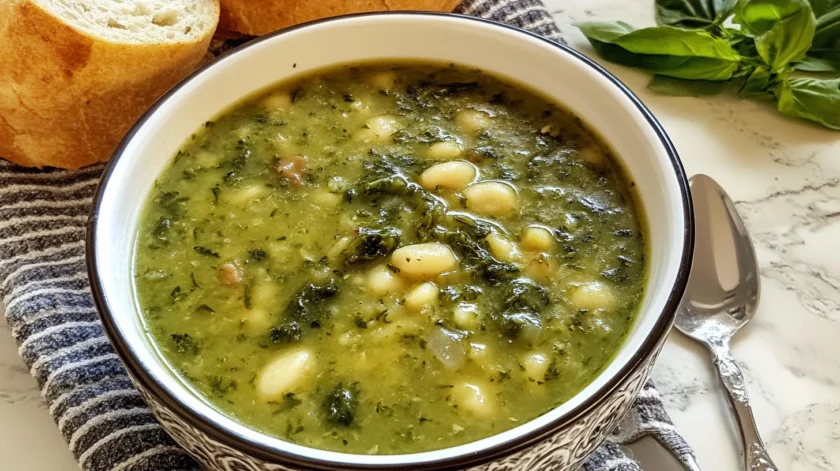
[0,1,697,470]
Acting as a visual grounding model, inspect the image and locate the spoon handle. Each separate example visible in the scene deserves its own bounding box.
[709,342,777,471]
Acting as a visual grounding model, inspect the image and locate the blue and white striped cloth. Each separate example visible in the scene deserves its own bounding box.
[0,1,696,470]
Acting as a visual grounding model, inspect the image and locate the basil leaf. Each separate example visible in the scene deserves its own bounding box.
[648,75,731,96]
[739,66,774,96]
[812,8,840,48]
[795,50,840,71]
[577,21,636,43]
[576,23,742,80]
[656,0,738,27]
[809,0,840,17]
[734,0,817,71]
[776,77,840,129]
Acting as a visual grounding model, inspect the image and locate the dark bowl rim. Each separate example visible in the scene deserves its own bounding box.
[86,10,694,471]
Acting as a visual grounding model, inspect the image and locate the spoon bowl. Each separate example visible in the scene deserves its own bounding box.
[676,174,760,345]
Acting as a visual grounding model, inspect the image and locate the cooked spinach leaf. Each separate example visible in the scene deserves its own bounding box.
[324,383,360,426]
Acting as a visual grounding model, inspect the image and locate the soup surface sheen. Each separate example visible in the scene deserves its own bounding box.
[134,63,646,455]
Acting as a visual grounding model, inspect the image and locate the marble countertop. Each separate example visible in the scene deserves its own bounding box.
[2,1,839,470]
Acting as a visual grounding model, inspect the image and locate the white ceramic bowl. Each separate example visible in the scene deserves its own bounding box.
[88,12,693,471]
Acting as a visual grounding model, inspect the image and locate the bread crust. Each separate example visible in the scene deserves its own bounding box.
[219,0,462,36]
[0,1,220,169]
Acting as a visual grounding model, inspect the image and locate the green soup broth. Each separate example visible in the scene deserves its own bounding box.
[133,62,647,455]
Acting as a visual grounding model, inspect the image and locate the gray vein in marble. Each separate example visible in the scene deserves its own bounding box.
[736,180,840,323]
[771,403,840,471]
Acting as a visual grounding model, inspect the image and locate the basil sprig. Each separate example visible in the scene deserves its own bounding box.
[577,22,742,80]
[656,0,739,28]
[576,0,840,130]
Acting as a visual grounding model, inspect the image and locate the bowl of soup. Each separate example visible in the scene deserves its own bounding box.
[87,12,693,471]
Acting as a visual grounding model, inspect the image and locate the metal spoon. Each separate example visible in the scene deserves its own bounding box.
[675,174,777,471]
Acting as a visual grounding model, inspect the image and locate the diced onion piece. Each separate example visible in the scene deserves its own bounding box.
[456,110,492,134]
[404,282,440,311]
[485,232,520,263]
[520,226,554,252]
[256,349,314,400]
[391,243,457,279]
[464,182,519,217]
[522,352,551,382]
[426,141,463,160]
[451,382,494,417]
[428,327,466,370]
[569,281,617,311]
[366,264,406,296]
[419,161,476,191]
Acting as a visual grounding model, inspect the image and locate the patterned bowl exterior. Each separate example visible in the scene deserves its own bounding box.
[132,345,659,471]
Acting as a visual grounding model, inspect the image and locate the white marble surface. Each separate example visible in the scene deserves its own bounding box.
[2,1,839,470]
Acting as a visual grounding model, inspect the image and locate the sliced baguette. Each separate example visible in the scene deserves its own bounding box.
[0,0,220,169]
[219,0,462,36]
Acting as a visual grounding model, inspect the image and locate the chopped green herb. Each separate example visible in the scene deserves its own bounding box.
[196,304,215,314]
[193,246,220,258]
[170,333,199,355]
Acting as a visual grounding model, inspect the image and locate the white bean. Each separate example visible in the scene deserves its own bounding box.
[523,252,556,282]
[369,70,396,91]
[312,191,342,208]
[579,144,607,168]
[193,151,220,168]
[569,281,616,311]
[366,264,406,296]
[224,185,268,206]
[391,243,458,279]
[456,110,492,134]
[464,182,519,217]
[352,128,377,143]
[419,161,476,191]
[256,349,314,400]
[485,232,520,263]
[426,141,463,160]
[366,115,401,137]
[451,382,494,417]
[261,92,292,111]
[453,303,480,330]
[522,352,551,382]
[404,282,440,311]
[251,282,278,309]
[326,236,353,262]
[468,342,489,362]
[353,115,401,143]
[243,307,270,332]
[520,226,554,252]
